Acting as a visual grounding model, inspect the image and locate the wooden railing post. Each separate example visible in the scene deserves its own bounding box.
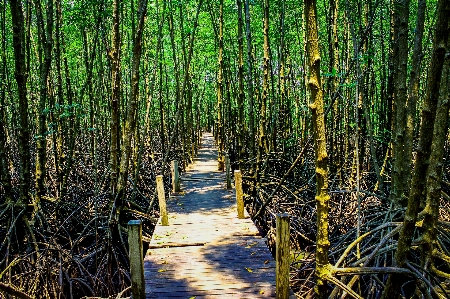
[234,170,244,219]
[128,220,145,299]
[156,175,169,226]
[225,154,231,189]
[171,160,180,193]
[276,213,290,299]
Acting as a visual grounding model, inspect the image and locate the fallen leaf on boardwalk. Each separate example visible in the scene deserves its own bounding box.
[245,242,258,248]
[158,269,166,273]
[189,297,196,299]
[245,267,253,273]
[251,252,256,255]
[161,260,168,264]
[260,290,265,294]
[264,260,269,264]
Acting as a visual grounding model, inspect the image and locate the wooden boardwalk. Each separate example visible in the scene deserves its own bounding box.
[144,133,276,298]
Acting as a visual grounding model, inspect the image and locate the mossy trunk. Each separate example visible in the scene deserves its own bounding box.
[110,0,121,195]
[305,0,331,297]
[10,0,31,207]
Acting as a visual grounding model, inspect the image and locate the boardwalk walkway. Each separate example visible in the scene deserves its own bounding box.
[144,133,276,298]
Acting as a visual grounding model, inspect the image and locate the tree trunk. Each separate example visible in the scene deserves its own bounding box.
[305,0,331,297]
[404,0,426,199]
[33,0,53,208]
[421,34,450,279]
[260,0,270,155]
[277,0,286,154]
[110,0,121,195]
[217,0,224,170]
[390,0,410,207]
[237,0,245,168]
[54,0,65,196]
[0,0,12,202]
[10,0,31,207]
[244,0,255,159]
[115,0,148,219]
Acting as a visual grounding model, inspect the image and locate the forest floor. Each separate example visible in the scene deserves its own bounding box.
[144,133,279,298]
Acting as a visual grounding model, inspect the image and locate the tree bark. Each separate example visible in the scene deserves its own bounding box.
[260,0,270,155]
[115,0,148,219]
[10,0,31,206]
[390,0,411,207]
[404,0,426,200]
[237,0,245,168]
[421,20,450,282]
[0,0,12,201]
[217,0,225,170]
[244,0,255,159]
[110,0,121,195]
[33,0,53,209]
[305,0,331,297]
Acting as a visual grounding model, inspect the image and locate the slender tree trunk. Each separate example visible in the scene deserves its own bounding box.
[33,0,53,209]
[167,0,183,162]
[277,0,286,154]
[237,0,245,168]
[54,0,65,195]
[330,0,339,174]
[260,0,270,155]
[0,0,11,201]
[10,0,31,207]
[115,0,148,218]
[305,0,331,297]
[390,0,410,206]
[217,0,225,170]
[244,0,255,159]
[404,0,426,197]
[60,48,75,197]
[421,36,450,276]
[110,0,121,195]
[178,2,187,166]
[82,29,99,194]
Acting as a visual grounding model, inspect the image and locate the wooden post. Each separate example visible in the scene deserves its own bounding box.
[128,220,145,299]
[171,160,180,193]
[276,213,290,299]
[156,175,169,226]
[234,170,244,219]
[226,154,231,189]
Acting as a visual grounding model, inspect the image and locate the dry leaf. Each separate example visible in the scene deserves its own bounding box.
[245,267,253,273]
[245,242,258,248]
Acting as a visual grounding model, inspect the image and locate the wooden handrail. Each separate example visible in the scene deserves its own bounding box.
[128,220,145,299]
[234,170,244,219]
[171,160,181,193]
[156,175,169,226]
[276,213,290,299]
